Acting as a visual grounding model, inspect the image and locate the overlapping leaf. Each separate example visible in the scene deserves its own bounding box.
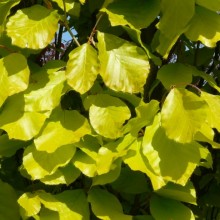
[157,63,193,89]
[66,43,99,94]
[0,53,29,107]
[97,32,150,93]
[150,195,195,220]
[34,108,91,152]
[143,113,203,185]
[185,6,220,48]
[161,88,208,143]
[23,143,76,180]
[0,94,47,140]
[6,5,60,49]
[84,94,130,138]
[196,0,220,12]
[155,0,194,58]
[101,0,160,29]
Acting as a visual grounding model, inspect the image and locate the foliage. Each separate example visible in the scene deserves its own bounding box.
[0,0,220,219]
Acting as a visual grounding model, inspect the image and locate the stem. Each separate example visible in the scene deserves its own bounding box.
[55,25,64,59]
[88,13,103,45]
[0,45,16,53]
[62,0,80,47]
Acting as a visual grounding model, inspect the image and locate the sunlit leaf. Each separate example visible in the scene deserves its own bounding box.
[85,94,130,139]
[18,193,41,218]
[143,114,202,185]
[40,163,81,185]
[185,6,220,48]
[0,180,20,220]
[97,32,150,93]
[123,137,166,190]
[38,190,89,220]
[24,70,65,112]
[150,195,195,220]
[6,5,60,49]
[88,188,132,220]
[161,88,208,143]
[66,43,99,94]
[0,0,20,34]
[23,143,76,180]
[101,0,160,29]
[124,100,159,136]
[0,94,47,140]
[34,108,91,152]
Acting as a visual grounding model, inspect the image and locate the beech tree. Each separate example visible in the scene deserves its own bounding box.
[1,0,220,219]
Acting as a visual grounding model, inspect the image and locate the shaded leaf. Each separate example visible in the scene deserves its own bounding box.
[196,0,220,12]
[150,195,195,220]
[101,0,160,29]
[157,63,192,89]
[0,180,20,220]
[185,6,220,48]
[156,181,197,205]
[88,188,132,220]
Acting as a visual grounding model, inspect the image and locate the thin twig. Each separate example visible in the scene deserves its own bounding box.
[62,0,80,47]
[88,13,103,45]
[0,45,16,53]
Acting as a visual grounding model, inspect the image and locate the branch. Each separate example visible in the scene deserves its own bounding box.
[88,13,103,45]
[62,0,80,47]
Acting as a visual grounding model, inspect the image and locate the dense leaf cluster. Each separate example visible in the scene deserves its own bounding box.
[1,0,220,219]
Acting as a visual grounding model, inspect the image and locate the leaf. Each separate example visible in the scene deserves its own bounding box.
[0,134,28,158]
[23,143,76,180]
[97,32,150,93]
[88,188,132,220]
[34,108,91,153]
[185,6,220,48]
[143,114,202,185]
[6,5,60,49]
[92,160,121,186]
[0,94,47,140]
[150,195,195,220]
[0,180,20,220]
[18,193,41,217]
[66,43,99,94]
[157,63,193,89]
[111,166,150,194]
[85,94,130,139]
[156,181,197,205]
[123,137,166,190]
[196,0,220,11]
[38,190,89,220]
[101,0,160,29]
[73,150,97,177]
[161,88,208,143]
[24,70,65,113]
[40,163,81,185]
[201,92,220,132]
[0,0,20,34]
[124,100,159,136]
[155,0,195,58]
[0,53,30,107]
[52,0,81,17]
